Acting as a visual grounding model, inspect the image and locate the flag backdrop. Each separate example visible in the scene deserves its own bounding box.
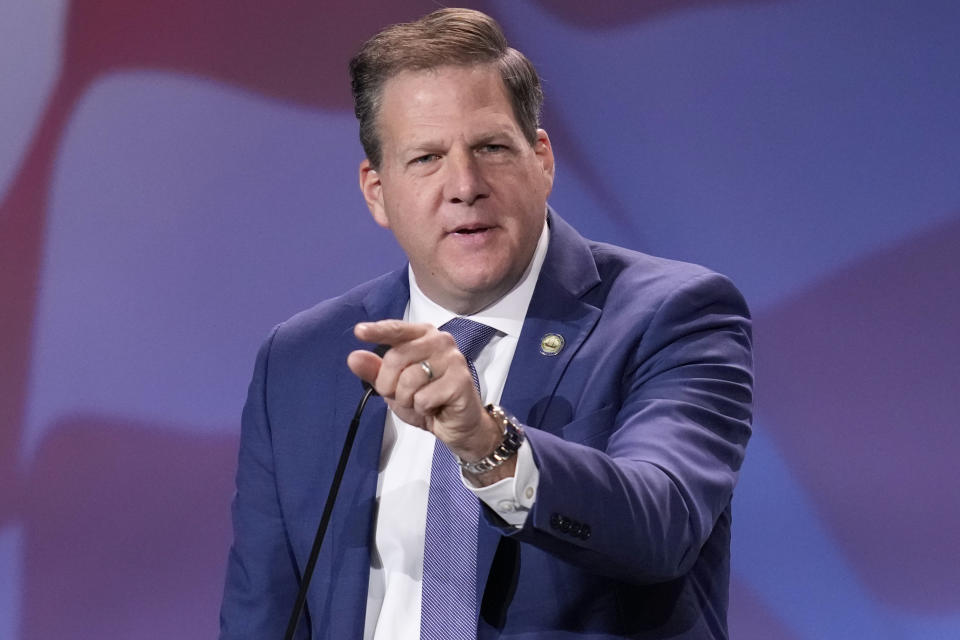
[2,1,958,638]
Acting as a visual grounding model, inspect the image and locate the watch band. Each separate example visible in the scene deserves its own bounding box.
[457,404,525,475]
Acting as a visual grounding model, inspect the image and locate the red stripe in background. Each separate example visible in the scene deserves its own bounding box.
[755,213,960,611]
[0,0,442,529]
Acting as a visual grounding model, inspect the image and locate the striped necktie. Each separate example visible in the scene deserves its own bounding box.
[419,317,496,640]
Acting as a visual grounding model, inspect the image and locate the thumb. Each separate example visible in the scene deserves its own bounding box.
[347,349,382,388]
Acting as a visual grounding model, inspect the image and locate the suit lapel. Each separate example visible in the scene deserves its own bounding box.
[477,211,603,606]
[320,269,409,638]
[502,211,602,430]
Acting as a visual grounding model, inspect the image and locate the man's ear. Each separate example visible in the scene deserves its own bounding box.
[359,158,390,229]
[534,129,556,193]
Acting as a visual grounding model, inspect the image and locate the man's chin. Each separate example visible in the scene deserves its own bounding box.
[455,276,522,312]
[421,274,510,315]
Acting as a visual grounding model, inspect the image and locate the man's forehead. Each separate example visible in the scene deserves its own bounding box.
[376,64,522,147]
[380,64,507,106]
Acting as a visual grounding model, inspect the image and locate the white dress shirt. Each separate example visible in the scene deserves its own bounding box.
[363,223,549,640]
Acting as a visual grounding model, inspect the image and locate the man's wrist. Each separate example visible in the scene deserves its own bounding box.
[456,404,525,476]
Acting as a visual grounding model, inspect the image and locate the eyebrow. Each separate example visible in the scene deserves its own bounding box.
[401,129,514,153]
[471,132,509,146]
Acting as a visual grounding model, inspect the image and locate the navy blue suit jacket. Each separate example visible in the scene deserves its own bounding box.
[220,212,753,639]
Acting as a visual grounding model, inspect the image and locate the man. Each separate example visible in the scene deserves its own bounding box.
[220,8,752,640]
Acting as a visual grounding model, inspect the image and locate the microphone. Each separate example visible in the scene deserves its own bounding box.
[282,343,388,640]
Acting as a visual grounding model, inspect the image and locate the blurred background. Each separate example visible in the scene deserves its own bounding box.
[2,1,958,638]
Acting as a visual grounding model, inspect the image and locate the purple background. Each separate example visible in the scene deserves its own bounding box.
[2,1,959,638]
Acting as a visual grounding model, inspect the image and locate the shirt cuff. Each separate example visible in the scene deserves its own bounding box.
[462,439,539,528]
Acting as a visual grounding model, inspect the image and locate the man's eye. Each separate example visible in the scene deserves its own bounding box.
[411,154,439,165]
[480,144,507,153]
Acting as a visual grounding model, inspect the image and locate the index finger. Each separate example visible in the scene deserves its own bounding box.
[354,320,433,346]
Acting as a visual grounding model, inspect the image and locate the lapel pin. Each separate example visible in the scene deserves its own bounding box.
[540,333,564,356]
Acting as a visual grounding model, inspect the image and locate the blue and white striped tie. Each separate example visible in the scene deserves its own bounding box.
[420,317,496,640]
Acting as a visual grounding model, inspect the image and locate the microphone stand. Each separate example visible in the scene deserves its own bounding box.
[282,385,377,640]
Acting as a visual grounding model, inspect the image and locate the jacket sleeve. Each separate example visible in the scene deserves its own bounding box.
[499,271,753,584]
[219,325,308,639]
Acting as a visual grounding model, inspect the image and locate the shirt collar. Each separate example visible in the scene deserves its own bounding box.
[408,219,550,337]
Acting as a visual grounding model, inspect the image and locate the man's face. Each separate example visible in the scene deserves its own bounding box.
[359,64,555,314]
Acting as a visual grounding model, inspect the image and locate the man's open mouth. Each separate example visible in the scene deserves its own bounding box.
[452,225,492,235]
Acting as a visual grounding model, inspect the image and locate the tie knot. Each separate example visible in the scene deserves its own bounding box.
[440,317,496,362]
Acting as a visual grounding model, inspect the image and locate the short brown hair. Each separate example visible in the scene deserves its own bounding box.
[349,8,544,168]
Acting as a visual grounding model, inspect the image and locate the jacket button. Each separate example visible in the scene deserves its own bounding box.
[550,513,562,530]
[580,525,592,540]
[560,519,572,533]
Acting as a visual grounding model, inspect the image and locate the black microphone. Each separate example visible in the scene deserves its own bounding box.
[282,343,389,640]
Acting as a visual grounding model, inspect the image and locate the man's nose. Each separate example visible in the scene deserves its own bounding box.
[444,149,489,206]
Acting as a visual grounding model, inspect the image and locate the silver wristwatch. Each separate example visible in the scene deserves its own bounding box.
[457,404,525,475]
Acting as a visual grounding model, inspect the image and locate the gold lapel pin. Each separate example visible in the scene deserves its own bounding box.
[540,333,565,356]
